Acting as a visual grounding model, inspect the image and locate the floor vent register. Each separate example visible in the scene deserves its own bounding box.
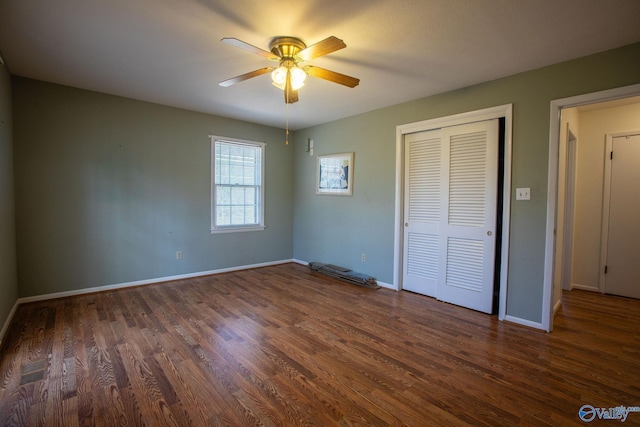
[309,262,379,289]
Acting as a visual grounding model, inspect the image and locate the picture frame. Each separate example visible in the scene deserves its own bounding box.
[316,152,354,196]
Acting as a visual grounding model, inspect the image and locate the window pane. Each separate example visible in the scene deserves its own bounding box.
[245,188,255,205]
[231,206,244,225]
[217,186,230,205]
[217,205,231,226]
[230,165,243,185]
[218,164,229,184]
[230,187,243,205]
[244,206,255,223]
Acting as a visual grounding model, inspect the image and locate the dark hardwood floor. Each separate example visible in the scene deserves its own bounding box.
[1,263,639,426]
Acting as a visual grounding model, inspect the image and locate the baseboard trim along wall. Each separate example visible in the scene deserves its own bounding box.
[571,283,600,292]
[17,259,296,305]
[553,299,562,316]
[504,315,545,331]
[0,300,19,348]
[2,259,440,345]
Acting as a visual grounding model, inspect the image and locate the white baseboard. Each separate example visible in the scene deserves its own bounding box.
[4,259,410,344]
[553,299,562,316]
[504,315,546,331]
[17,259,296,305]
[0,299,19,348]
[15,259,389,307]
[571,283,600,292]
[3,259,548,344]
[376,281,395,290]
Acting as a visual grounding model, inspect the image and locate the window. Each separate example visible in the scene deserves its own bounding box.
[211,136,265,233]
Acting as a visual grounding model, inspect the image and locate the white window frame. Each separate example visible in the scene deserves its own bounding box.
[210,135,266,233]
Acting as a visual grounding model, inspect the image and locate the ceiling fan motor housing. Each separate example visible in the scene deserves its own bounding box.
[269,37,306,60]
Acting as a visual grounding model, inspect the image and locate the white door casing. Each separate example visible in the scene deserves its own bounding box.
[395,104,512,323]
[546,84,640,332]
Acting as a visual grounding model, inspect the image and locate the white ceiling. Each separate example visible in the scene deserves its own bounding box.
[1,0,640,130]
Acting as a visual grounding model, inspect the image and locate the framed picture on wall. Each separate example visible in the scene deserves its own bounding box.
[316,152,354,196]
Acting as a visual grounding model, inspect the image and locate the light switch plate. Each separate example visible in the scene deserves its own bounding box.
[516,187,531,200]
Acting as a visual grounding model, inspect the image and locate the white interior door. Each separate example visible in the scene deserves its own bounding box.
[604,133,640,299]
[402,119,499,313]
[437,121,498,313]
[402,129,441,297]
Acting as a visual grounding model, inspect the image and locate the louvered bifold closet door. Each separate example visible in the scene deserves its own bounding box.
[437,120,499,313]
[402,128,442,297]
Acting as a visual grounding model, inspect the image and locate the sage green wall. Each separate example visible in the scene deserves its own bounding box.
[9,43,640,323]
[13,78,293,297]
[0,61,18,336]
[293,43,640,323]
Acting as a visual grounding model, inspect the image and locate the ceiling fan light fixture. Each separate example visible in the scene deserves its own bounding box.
[271,64,306,91]
[290,67,306,90]
[271,66,287,87]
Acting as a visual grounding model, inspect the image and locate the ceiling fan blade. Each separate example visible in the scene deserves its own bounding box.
[221,38,279,60]
[297,36,346,61]
[284,72,299,104]
[305,65,360,88]
[219,67,274,87]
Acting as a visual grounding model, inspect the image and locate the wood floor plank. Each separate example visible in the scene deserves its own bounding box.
[1,263,639,426]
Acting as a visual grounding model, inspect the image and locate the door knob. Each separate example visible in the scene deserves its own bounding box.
[487,231,493,236]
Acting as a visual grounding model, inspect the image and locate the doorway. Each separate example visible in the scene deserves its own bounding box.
[394,104,513,320]
[545,83,640,332]
[402,119,500,313]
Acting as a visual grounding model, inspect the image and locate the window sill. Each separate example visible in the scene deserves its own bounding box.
[210,225,266,234]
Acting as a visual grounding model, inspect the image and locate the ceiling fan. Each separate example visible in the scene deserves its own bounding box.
[219,36,360,104]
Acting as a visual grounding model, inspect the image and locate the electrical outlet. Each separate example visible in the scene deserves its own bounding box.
[361,253,366,262]
[176,250,182,260]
